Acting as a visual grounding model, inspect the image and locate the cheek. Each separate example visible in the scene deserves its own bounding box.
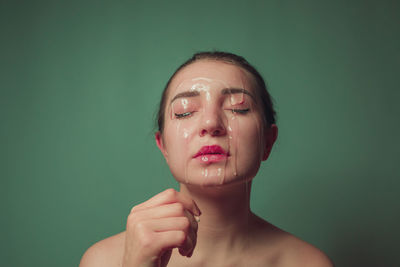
[164,125,186,156]
[163,121,195,175]
[232,116,264,163]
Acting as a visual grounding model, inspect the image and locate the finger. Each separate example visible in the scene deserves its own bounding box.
[152,212,197,256]
[155,230,189,253]
[132,189,201,216]
[144,217,191,233]
[144,216,196,257]
[131,203,188,220]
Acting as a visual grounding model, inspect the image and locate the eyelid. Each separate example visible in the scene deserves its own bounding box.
[171,97,199,119]
[225,100,251,109]
[230,108,250,114]
[174,111,194,119]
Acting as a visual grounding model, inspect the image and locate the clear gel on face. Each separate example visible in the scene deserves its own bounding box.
[168,77,262,187]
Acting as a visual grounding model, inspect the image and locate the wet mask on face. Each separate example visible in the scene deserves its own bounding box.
[165,77,264,187]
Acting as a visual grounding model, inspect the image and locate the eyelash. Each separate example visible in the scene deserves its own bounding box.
[174,112,193,119]
[231,108,250,114]
[174,109,250,119]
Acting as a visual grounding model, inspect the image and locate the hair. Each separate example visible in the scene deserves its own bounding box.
[156,51,277,132]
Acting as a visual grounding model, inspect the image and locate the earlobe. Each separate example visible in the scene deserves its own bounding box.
[262,124,278,161]
[155,131,168,161]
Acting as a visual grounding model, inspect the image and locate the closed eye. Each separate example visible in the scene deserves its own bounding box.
[231,108,250,114]
[175,112,193,119]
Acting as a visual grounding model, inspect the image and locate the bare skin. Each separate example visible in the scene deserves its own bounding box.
[79,187,333,267]
[80,60,334,267]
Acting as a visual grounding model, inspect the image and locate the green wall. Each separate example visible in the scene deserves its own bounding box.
[1,1,399,266]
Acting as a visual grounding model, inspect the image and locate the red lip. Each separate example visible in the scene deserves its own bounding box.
[193,145,228,158]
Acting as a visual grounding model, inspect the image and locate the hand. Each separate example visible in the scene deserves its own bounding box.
[122,188,201,267]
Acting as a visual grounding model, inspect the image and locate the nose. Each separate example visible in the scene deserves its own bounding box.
[199,110,227,137]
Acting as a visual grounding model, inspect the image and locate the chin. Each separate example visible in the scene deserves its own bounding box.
[168,158,262,187]
[173,167,259,188]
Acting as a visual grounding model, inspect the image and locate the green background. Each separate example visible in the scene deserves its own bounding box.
[1,0,399,266]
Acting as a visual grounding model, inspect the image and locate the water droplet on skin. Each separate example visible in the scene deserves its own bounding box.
[230,113,238,178]
[181,99,188,109]
[230,92,244,105]
[206,91,211,101]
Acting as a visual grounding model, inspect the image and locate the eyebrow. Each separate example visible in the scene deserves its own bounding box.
[170,91,200,103]
[170,87,256,104]
[221,88,255,101]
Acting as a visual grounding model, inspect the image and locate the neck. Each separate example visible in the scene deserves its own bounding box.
[179,181,254,257]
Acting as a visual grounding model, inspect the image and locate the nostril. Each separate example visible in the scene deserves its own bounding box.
[199,117,226,136]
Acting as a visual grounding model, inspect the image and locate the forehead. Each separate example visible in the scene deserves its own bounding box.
[168,60,255,96]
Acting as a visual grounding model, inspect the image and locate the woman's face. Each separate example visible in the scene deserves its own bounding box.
[156,60,276,187]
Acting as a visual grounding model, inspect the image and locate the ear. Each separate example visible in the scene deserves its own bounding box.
[262,124,278,161]
[155,131,169,162]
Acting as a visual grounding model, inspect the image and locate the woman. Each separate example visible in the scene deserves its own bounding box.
[80,51,333,267]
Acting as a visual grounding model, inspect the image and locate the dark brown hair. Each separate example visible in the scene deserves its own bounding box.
[157,51,277,132]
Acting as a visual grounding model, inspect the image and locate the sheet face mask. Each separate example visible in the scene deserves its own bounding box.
[167,77,263,187]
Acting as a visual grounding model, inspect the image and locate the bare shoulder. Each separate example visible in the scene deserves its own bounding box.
[79,231,126,267]
[278,234,334,267]
[250,215,334,267]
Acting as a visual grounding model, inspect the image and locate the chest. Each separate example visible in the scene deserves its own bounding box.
[167,249,281,267]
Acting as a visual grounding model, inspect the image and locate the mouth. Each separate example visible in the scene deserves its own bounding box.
[193,145,229,163]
